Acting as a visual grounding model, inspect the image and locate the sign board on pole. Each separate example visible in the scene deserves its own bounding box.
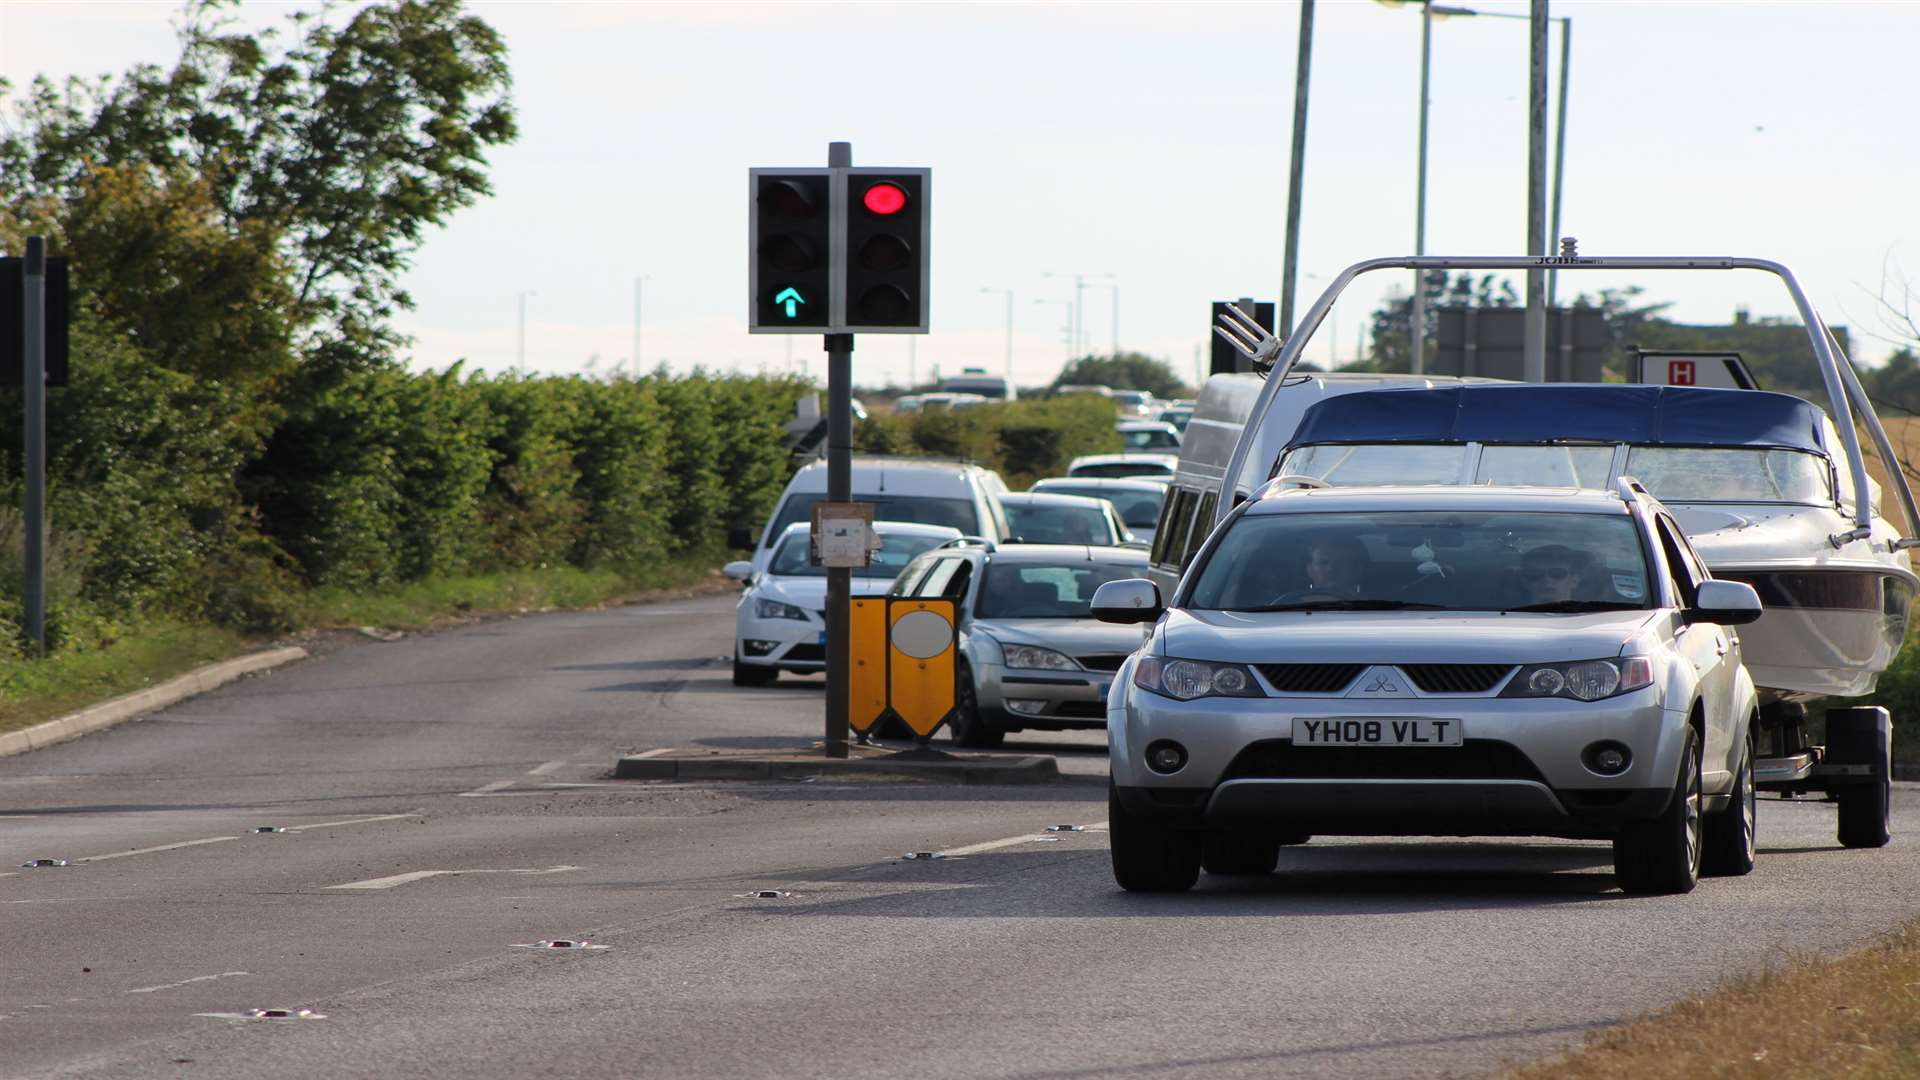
[1633,350,1757,391]
[887,598,957,738]
[810,502,877,568]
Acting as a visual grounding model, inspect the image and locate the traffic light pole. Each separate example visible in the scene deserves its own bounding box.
[823,139,854,760]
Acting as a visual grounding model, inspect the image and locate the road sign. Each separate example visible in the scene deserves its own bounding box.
[810,502,876,568]
[887,598,957,738]
[1633,350,1757,390]
[848,598,889,733]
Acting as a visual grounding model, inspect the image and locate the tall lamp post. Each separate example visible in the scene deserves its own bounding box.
[1088,281,1121,356]
[980,287,1015,383]
[1381,1,1572,367]
[1034,297,1074,364]
[516,289,537,374]
[632,275,650,377]
[1043,271,1114,358]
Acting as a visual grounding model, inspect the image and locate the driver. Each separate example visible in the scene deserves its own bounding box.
[1520,544,1593,605]
[1303,535,1368,597]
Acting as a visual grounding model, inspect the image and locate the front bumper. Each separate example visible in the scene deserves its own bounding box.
[1109,686,1684,839]
[975,661,1117,731]
[735,611,826,671]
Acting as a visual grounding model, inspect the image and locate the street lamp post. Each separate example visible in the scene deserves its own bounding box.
[1384,1,1572,367]
[632,276,650,377]
[980,287,1015,383]
[517,289,537,373]
[1043,272,1114,358]
[1087,282,1120,356]
[1034,297,1074,363]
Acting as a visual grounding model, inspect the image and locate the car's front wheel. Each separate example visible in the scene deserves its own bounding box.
[732,657,778,687]
[947,663,1004,749]
[1613,724,1702,895]
[1109,783,1200,892]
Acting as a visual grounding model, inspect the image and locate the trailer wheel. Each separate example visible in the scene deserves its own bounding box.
[1837,769,1892,849]
[1828,706,1893,850]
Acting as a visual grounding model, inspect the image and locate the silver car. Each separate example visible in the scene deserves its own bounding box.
[888,541,1151,747]
[1000,492,1135,547]
[1095,480,1763,895]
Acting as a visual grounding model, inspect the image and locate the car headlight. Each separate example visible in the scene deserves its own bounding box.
[1132,657,1263,701]
[1002,644,1078,671]
[1501,656,1654,701]
[753,597,809,621]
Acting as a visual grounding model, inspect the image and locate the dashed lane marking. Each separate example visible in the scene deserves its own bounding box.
[325,865,580,891]
[283,813,422,833]
[78,836,239,863]
[128,971,250,994]
[457,780,516,797]
[940,820,1110,857]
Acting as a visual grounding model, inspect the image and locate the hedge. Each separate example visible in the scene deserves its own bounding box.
[851,396,1122,489]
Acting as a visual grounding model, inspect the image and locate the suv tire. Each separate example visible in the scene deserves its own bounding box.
[732,658,777,687]
[1701,728,1756,877]
[1109,783,1200,892]
[1613,724,1702,895]
[947,664,1005,749]
[1201,832,1281,876]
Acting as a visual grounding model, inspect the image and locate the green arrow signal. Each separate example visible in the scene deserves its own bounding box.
[773,287,805,319]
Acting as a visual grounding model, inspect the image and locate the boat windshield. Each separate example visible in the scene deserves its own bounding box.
[1185,510,1653,613]
[1278,443,1833,506]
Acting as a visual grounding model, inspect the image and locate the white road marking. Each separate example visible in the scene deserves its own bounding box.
[457,780,516,797]
[325,865,580,891]
[941,820,1111,857]
[528,760,568,776]
[3,896,139,905]
[78,836,239,863]
[128,971,249,994]
[283,812,421,833]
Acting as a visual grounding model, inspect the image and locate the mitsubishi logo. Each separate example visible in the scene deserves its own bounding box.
[1345,665,1414,699]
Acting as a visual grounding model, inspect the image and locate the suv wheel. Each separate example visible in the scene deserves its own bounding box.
[1701,728,1757,877]
[1613,724,1702,895]
[732,658,777,687]
[1201,832,1281,876]
[947,663,1004,749]
[1109,783,1200,892]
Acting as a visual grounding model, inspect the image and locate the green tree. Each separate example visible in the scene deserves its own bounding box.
[1050,353,1189,399]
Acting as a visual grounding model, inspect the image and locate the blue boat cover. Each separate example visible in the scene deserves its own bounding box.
[1284,384,1827,454]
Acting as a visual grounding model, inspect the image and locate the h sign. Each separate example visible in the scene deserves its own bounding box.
[1669,360,1696,385]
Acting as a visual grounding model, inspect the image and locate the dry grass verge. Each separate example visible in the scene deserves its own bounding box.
[1506,917,1920,1079]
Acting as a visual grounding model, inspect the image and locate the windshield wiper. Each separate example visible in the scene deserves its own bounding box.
[1505,600,1644,613]
[1243,599,1447,612]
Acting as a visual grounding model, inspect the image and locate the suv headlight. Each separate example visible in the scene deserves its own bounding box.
[1501,656,1654,702]
[1002,644,1077,671]
[753,597,809,621]
[1132,657,1263,701]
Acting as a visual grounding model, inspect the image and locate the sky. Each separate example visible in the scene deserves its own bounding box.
[4,0,1919,390]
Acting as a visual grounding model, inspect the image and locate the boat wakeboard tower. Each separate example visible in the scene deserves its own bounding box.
[1213,246,1913,848]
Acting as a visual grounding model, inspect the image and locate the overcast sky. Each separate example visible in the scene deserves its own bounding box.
[4,1,1918,388]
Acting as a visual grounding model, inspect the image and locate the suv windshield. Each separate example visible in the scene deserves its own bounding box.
[1185,510,1652,613]
[1037,485,1164,529]
[769,531,950,579]
[768,493,978,540]
[977,561,1144,618]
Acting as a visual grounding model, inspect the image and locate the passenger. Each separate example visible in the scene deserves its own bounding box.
[1303,535,1368,597]
[1520,544,1593,605]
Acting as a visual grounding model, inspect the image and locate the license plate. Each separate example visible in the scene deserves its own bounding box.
[817,632,827,645]
[1292,717,1462,748]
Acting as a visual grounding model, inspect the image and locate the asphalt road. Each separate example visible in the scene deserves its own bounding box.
[2,592,1916,1079]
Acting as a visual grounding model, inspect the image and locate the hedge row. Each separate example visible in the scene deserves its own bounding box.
[852,396,1122,489]
[0,309,808,644]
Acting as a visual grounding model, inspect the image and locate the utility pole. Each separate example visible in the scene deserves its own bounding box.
[1411,0,1431,374]
[1522,0,1549,382]
[517,290,536,373]
[1280,0,1314,338]
[1547,17,1572,307]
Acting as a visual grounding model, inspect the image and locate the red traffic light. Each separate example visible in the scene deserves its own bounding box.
[862,182,908,216]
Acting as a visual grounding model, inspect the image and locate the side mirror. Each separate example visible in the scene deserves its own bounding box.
[722,561,754,581]
[1091,578,1164,624]
[727,527,754,551]
[1688,579,1762,626]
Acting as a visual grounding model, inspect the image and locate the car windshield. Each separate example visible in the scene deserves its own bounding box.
[1185,510,1653,613]
[976,561,1145,619]
[769,493,977,540]
[1073,462,1171,479]
[1040,485,1164,528]
[1006,504,1115,544]
[1120,428,1179,450]
[768,531,950,578]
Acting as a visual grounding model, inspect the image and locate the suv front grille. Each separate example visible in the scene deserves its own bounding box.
[1255,664,1365,694]
[1221,739,1545,784]
[1401,664,1514,694]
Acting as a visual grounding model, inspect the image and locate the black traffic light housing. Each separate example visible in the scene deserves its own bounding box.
[749,169,832,331]
[840,168,929,333]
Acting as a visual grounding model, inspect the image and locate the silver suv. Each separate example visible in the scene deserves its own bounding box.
[1095,480,1763,895]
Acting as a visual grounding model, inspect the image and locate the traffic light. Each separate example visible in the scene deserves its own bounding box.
[841,168,929,333]
[749,168,832,332]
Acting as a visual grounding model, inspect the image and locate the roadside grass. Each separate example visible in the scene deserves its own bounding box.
[1505,917,1920,1079]
[0,559,728,739]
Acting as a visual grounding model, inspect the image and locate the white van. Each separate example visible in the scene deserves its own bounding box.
[940,368,1016,402]
[733,456,1012,577]
[1147,372,1494,595]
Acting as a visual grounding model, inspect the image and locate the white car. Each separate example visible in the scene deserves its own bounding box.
[1067,453,1179,481]
[1116,420,1182,452]
[725,521,962,686]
